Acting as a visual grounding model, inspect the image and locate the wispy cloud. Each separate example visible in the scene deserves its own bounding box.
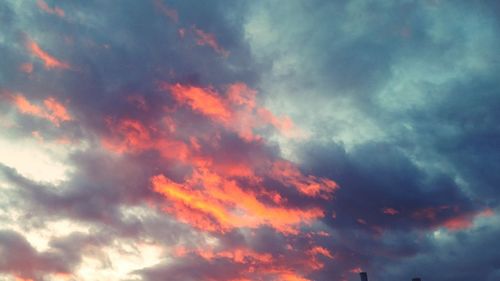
[25,38,70,70]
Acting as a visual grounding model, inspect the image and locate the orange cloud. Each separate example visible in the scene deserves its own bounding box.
[226,83,257,108]
[12,94,45,116]
[37,0,65,18]
[152,170,325,234]
[258,108,295,135]
[101,83,336,235]
[193,27,229,57]
[102,118,151,153]
[10,94,72,126]
[167,83,232,122]
[25,38,70,70]
[99,115,336,280]
[162,82,302,141]
[101,118,190,161]
[171,244,334,281]
[98,82,337,279]
[191,247,273,265]
[271,161,338,199]
[308,246,334,259]
[275,272,311,281]
[44,97,72,123]
[229,83,305,139]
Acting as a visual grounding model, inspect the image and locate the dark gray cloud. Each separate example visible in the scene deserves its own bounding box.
[244,0,500,280]
[0,230,77,280]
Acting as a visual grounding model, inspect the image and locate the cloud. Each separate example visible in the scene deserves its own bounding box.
[243,0,500,279]
[8,93,72,126]
[163,82,301,141]
[192,26,230,57]
[0,0,499,280]
[0,230,75,280]
[25,37,70,70]
[153,0,178,23]
[36,0,64,18]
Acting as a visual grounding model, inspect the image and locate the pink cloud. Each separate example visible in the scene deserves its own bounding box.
[25,37,70,70]
[193,26,230,57]
[36,0,65,18]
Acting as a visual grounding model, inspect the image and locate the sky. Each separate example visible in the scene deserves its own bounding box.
[0,1,499,281]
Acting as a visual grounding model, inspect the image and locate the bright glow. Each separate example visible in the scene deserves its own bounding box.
[74,239,164,281]
[0,136,72,184]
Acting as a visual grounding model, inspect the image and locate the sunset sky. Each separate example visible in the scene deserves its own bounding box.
[1,1,499,281]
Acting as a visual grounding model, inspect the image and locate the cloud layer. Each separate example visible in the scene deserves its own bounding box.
[1,1,499,281]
